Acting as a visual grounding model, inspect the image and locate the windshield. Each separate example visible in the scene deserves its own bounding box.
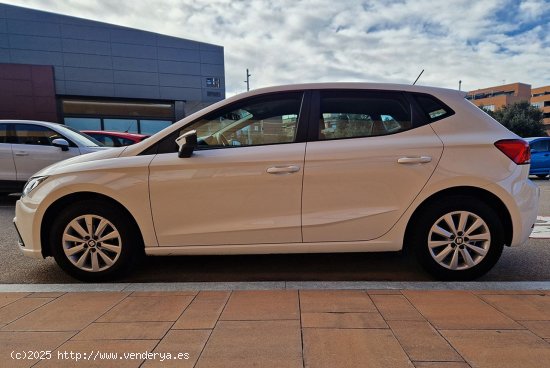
[57,125,104,147]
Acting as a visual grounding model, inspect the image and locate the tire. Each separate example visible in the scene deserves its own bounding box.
[50,199,141,281]
[536,174,549,179]
[410,196,504,280]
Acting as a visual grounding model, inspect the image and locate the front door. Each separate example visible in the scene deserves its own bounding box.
[149,92,307,246]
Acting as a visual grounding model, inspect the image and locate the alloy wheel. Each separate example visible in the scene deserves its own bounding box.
[427,211,491,270]
[62,214,122,272]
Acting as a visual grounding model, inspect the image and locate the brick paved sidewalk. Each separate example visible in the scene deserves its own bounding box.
[1,289,550,367]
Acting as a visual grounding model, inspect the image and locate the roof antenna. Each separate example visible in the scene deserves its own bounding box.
[412,69,424,85]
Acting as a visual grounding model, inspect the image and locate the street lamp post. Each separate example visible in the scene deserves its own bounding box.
[244,69,251,91]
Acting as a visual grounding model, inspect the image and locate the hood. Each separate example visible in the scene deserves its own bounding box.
[35,147,127,177]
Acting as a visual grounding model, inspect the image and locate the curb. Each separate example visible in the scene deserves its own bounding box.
[1,281,550,292]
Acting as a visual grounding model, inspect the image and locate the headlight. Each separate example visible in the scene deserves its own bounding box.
[21,176,49,198]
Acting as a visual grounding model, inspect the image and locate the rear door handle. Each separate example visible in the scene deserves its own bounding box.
[397,156,432,164]
[267,165,300,174]
[14,152,29,156]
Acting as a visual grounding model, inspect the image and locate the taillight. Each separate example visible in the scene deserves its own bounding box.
[494,139,531,165]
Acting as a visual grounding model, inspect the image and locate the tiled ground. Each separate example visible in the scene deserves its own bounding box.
[1,289,550,367]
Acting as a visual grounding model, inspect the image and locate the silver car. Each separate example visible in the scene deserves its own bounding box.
[0,120,106,192]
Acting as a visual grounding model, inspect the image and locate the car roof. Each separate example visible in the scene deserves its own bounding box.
[234,82,465,99]
[0,119,61,126]
[196,83,465,123]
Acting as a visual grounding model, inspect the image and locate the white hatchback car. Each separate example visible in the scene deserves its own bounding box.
[1,120,106,192]
[14,83,539,281]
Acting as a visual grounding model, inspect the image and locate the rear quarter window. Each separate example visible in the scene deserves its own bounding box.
[413,93,455,122]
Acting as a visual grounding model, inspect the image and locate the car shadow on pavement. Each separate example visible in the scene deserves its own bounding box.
[123,252,433,282]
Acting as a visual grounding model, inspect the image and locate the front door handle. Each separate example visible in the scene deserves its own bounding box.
[397,156,432,164]
[14,152,29,156]
[267,165,300,174]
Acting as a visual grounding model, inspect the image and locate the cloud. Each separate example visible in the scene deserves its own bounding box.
[5,0,550,95]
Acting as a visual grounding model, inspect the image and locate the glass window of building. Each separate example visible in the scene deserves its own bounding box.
[64,118,101,131]
[104,119,138,133]
[62,99,174,134]
[140,120,172,135]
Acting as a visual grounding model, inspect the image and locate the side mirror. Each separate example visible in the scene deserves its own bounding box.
[176,130,197,158]
[52,138,69,151]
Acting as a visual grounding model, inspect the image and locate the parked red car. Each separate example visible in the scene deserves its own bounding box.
[81,130,149,147]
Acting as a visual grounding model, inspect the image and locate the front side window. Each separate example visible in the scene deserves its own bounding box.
[14,124,63,146]
[319,91,412,140]
[180,92,302,149]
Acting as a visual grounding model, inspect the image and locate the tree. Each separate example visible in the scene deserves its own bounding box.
[480,102,547,137]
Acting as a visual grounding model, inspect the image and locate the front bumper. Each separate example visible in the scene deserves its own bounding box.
[14,199,43,259]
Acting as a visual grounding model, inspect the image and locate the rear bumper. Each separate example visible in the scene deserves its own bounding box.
[484,166,540,247]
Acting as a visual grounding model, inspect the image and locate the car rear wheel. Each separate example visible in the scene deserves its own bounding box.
[411,196,504,280]
[50,200,140,281]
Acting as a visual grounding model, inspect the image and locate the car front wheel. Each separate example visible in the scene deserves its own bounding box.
[50,200,140,281]
[411,196,505,280]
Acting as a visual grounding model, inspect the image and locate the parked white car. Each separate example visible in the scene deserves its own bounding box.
[1,120,106,192]
[13,83,539,281]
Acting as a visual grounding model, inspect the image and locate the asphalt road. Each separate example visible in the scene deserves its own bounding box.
[1,178,549,284]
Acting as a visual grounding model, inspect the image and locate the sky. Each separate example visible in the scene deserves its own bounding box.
[5,0,550,96]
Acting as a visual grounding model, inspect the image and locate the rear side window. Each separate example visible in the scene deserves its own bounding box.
[91,135,118,147]
[414,94,454,122]
[120,137,136,146]
[319,91,412,140]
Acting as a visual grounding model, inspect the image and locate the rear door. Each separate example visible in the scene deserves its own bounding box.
[302,90,444,242]
[0,123,16,181]
[12,123,81,181]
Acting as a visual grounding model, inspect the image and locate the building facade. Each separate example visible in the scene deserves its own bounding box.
[531,86,550,128]
[466,83,532,112]
[467,82,550,135]
[0,3,225,134]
